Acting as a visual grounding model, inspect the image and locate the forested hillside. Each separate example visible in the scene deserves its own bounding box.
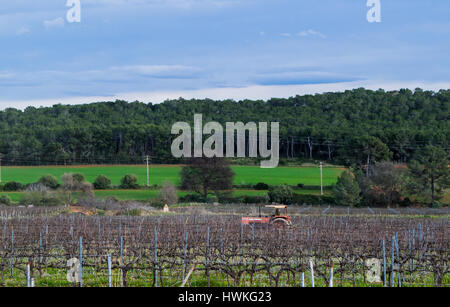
[0,88,448,166]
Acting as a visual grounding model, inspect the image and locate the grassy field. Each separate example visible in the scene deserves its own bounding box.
[1,165,344,186]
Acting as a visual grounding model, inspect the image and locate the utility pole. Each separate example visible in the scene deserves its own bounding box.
[320,162,323,196]
[0,153,2,184]
[146,155,150,187]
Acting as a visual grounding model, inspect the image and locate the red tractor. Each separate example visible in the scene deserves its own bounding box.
[241,205,292,227]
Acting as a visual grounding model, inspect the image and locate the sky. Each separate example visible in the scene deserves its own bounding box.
[1,0,450,109]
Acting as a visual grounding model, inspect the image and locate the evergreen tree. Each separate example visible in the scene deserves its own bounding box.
[333,171,361,207]
[409,145,449,203]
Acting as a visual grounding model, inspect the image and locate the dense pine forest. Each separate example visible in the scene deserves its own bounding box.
[0,88,448,166]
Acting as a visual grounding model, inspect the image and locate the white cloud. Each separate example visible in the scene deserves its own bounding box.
[296,29,326,39]
[281,33,292,37]
[43,17,64,28]
[110,65,199,76]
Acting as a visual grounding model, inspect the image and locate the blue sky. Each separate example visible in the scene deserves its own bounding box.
[1,0,450,108]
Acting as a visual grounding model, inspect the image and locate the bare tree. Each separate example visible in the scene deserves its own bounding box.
[158,181,178,205]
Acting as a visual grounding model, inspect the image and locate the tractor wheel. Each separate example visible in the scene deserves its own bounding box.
[270,218,291,228]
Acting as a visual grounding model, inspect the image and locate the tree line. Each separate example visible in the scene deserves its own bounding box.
[0,88,448,167]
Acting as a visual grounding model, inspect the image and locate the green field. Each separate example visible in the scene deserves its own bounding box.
[1,165,344,187]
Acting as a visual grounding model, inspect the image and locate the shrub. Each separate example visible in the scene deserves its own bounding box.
[3,181,23,192]
[19,192,43,206]
[268,185,294,204]
[0,195,12,206]
[254,182,269,190]
[297,183,305,189]
[120,174,139,189]
[40,193,64,206]
[38,174,59,189]
[19,191,64,207]
[72,173,85,183]
[148,198,165,208]
[93,175,111,190]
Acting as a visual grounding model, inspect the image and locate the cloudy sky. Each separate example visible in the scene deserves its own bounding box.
[1,0,449,109]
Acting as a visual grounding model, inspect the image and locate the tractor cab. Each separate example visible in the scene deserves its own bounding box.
[265,205,291,226]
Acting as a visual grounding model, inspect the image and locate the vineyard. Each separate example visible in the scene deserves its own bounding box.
[0,207,448,287]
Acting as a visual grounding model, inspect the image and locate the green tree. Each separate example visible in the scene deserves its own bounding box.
[180,157,235,200]
[408,145,449,204]
[38,174,59,189]
[333,171,361,207]
[93,175,111,189]
[267,185,294,204]
[120,174,139,189]
[364,162,406,207]
[72,173,85,183]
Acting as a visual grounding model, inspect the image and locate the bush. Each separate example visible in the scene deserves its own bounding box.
[38,174,59,189]
[297,183,305,189]
[148,198,165,208]
[19,191,65,207]
[72,173,85,183]
[3,181,23,192]
[0,195,12,206]
[19,192,43,206]
[254,182,269,190]
[40,193,64,206]
[93,175,111,190]
[120,174,139,189]
[268,185,294,204]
